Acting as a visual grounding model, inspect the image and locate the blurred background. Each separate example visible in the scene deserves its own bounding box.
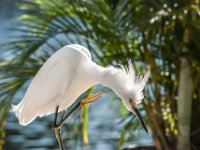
[0,0,200,150]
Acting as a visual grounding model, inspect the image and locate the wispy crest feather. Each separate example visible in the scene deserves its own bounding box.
[115,60,150,103]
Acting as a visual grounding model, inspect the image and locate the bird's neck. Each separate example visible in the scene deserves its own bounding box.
[97,65,124,97]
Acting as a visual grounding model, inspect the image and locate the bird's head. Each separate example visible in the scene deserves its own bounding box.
[109,60,150,133]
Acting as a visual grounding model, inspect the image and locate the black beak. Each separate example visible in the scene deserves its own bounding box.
[133,107,149,134]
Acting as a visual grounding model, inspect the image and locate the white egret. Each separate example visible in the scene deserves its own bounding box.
[12,44,150,149]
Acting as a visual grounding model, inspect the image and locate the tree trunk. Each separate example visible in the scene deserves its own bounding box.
[177,29,193,150]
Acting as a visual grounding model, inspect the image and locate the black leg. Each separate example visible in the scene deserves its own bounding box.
[53,97,98,150]
[61,101,81,123]
[54,105,65,150]
[53,103,81,150]
[54,105,59,128]
[52,92,103,150]
[61,110,65,121]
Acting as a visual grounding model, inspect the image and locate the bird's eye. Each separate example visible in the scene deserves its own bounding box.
[129,99,136,108]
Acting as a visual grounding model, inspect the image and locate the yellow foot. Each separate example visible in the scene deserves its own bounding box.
[80,91,104,117]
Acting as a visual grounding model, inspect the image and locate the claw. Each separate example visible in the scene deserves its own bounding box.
[79,91,104,117]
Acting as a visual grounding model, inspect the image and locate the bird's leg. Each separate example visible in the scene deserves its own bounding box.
[54,106,65,150]
[80,91,104,117]
[59,110,65,124]
[53,102,82,150]
[53,92,103,149]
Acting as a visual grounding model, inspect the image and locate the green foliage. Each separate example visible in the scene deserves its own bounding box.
[82,87,95,144]
[0,0,200,149]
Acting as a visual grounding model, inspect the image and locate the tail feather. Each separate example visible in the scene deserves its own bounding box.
[11,102,36,126]
[11,99,57,126]
[11,103,23,118]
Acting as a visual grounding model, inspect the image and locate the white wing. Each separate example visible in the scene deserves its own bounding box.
[12,44,93,126]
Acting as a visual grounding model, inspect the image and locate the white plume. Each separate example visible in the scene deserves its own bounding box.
[114,60,150,104]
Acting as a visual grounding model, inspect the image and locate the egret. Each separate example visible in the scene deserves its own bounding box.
[12,44,150,150]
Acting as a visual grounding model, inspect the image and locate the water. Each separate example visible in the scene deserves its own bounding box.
[5,88,120,150]
[0,0,20,40]
[4,86,153,150]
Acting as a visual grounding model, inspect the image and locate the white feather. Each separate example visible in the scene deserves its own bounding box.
[12,44,150,126]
